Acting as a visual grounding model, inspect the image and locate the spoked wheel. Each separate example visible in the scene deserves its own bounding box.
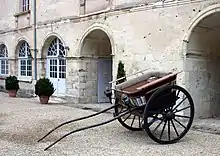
[115,103,142,131]
[143,85,194,144]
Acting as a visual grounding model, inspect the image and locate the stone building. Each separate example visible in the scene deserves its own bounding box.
[0,0,220,118]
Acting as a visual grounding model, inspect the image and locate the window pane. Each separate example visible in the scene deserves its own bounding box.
[59,73,66,79]
[21,70,26,76]
[47,38,65,57]
[0,59,9,75]
[22,0,29,11]
[54,66,57,71]
[27,71,32,76]
[62,66,66,72]
[19,59,32,77]
[1,69,5,74]
[6,60,8,74]
[27,59,31,65]
[19,41,30,57]
[27,65,32,71]
[21,65,26,70]
[1,64,5,69]
[0,44,8,58]
[1,69,5,75]
[54,60,57,65]
[21,60,26,65]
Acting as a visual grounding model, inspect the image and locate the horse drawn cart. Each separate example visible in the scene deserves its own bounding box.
[38,70,194,151]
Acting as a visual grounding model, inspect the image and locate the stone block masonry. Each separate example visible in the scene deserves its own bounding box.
[0,0,220,118]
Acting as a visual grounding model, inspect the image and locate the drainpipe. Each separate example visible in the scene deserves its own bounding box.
[33,0,37,80]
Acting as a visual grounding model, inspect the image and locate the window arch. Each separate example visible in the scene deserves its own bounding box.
[18,41,32,77]
[0,44,9,75]
[47,38,66,57]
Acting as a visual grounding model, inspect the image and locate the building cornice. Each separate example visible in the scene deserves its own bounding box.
[0,0,215,35]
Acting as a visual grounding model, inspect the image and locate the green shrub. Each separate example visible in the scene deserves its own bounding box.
[116,60,126,84]
[35,77,55,97]
[5,76,19,91]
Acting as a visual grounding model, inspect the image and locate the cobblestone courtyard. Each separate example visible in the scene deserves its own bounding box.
[1,92,220,156]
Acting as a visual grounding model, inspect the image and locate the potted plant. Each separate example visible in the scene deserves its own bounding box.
[116,60,127,84]
[35,77,55,104]
[5,75,19,97]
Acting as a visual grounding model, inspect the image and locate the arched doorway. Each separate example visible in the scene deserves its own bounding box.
[80,29,113,103]
[184,10,220,118]
[45,37,67,96]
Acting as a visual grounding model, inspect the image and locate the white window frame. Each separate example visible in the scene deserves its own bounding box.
[18,41,32,82]
[47,38,67,79]
[20,0,30,12]
[0,44,9,76]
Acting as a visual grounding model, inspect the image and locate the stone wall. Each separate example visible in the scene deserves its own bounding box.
[185,28,220,118]
[0,0,220,117]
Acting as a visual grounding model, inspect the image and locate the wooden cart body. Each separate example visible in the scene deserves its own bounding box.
[114,72,177,109]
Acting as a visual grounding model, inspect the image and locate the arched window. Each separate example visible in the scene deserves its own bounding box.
[47,38,66,79]
[18,41,32,77]
[0,44,9,75]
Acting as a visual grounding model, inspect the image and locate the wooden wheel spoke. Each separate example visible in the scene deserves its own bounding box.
[119,107,124,113]
[138,116,141,128]
[174,106,190,113]
[152,119,164,133]
[131,115,135,127]
[123,114,131,122]
[117,109,129,116]
[117,107,126,115]
[174,118,186,129]
[172,96,187,111]
[168,120,171,141]
[159,120,167,140]
[171,119,179,137]
[175,115,190,119]
[171,90,180,109]
[116,105,142,131]
[176,90,180,97]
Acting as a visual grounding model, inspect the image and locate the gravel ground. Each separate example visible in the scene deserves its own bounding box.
[1,92,220,156]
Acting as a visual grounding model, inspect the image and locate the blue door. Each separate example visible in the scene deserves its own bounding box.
[97,59,112,103]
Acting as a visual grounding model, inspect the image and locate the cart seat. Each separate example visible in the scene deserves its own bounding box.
[115,71,177,97]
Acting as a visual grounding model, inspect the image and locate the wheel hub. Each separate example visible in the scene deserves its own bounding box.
[165,111,175,120]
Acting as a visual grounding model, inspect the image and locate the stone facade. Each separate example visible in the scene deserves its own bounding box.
[1,0,220,118]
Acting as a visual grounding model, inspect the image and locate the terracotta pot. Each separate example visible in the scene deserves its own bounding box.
[8,90,17,97]
[39,96,50,104]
